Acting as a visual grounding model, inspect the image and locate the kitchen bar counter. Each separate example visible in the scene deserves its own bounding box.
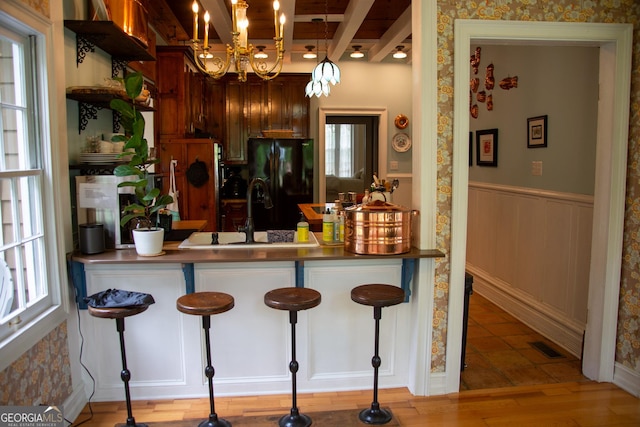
[72,236,443,265]
[69,232,443,402]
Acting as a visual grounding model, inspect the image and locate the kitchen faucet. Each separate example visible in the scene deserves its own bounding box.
[239,177,273,243]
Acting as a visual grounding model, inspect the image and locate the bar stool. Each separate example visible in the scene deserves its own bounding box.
[87,305,150,427]
[351,284,405,425]
[264,287,321,427]
[177,292,234,427]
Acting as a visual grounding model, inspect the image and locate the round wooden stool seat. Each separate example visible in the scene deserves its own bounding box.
[264,287,321,311]
[177,292,234,316]
[87,305,148,319]
[351,284,405,308]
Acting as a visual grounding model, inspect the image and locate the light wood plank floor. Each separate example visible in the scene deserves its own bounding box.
[73,382,639,426]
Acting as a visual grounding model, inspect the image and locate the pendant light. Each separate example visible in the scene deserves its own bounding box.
[305,0,340,97]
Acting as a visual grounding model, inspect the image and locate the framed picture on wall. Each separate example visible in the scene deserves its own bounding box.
[476,128,498,167]
[527,115,548,148]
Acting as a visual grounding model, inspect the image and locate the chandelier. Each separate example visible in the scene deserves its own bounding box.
[190,0,286,82]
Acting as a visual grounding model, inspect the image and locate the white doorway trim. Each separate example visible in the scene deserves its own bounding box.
[318,108,388,204]
[447,20,632,392]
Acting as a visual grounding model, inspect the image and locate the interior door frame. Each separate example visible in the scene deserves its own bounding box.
[318,108,388,204]
[447,20,632,391]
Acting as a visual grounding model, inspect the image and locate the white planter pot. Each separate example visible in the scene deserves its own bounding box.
[132,228,165,256]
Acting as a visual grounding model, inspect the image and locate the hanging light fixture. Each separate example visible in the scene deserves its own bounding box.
[190,0,285,82]
[305,1,340,97]
[350,45,364,59]
[392,45,407,59]
[303,45,317,59]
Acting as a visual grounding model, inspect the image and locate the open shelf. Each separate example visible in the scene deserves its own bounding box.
[64,20,155,62]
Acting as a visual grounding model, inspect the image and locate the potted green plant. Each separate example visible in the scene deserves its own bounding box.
[110,72,173,255]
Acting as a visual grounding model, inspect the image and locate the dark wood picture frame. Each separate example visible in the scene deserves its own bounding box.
[476,128,498,167]
[527,115,548,148]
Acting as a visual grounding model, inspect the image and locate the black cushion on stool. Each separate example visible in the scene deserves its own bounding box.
[264,287,321,311]
[351,284,405,308]
[84,288,155,309]
[177,292,234,316]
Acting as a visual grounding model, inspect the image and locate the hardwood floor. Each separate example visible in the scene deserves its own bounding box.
[461,293,588,390]
[72,293,637,426]
[72,383,640,426]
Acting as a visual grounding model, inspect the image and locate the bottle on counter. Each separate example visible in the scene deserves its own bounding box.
[297,213,309,243]
[332,207,340,242]
[322,208,334,243]
[339,211,345,242]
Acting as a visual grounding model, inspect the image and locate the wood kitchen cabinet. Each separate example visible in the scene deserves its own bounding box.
[158,139,219,231]
[220,199,247,231]
[223,74,310,164]
[155,46,224,140]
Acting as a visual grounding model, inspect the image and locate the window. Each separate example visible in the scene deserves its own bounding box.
[0,13,59,346]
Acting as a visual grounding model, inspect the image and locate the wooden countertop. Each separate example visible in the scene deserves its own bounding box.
[72,232,444,265]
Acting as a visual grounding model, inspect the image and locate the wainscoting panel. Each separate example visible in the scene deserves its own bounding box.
[466,182,593,356]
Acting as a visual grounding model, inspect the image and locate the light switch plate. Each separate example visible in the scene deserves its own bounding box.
[532,161,543,176]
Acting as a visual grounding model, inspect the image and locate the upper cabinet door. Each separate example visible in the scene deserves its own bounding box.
[223,74,310,164]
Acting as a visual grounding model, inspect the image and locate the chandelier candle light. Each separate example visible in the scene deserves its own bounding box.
[191,0,285,82]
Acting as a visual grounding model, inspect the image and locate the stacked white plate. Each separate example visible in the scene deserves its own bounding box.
[79,153,120,164]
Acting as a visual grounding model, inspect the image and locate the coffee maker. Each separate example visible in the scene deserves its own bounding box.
[75,175,137,249]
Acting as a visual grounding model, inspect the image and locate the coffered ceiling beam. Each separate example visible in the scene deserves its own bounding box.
[368,6,411,63]
[200,0,234,46]
[327,0,375,62]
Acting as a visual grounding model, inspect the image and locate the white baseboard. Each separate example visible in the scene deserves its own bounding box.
[466,266,584,357]
[427,372,447,395]
[614,362,640,397]
[62,385,87,424]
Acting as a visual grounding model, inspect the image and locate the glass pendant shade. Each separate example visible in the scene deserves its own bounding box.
[305,78,330,98]
[313,56,341,85]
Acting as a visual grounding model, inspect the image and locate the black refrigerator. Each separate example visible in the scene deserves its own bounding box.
[247,138,314,230]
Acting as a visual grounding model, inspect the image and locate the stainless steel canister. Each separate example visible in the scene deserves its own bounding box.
[344,201,417,255]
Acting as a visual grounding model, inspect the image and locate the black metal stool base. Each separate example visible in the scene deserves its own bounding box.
[278,408,312,427]
[358,404,393,425]
[123,420,148,427]
[197,413,231,427]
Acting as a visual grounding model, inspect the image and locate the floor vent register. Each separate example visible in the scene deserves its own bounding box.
[529,341,564,359]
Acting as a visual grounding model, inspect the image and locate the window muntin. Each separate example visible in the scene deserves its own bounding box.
[0,25,49,337]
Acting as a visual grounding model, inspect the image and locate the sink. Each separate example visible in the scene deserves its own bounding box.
[178,231,319,249]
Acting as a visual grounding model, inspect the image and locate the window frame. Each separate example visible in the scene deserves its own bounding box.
[0,2,70,373]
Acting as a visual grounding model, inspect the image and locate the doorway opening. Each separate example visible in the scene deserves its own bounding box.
[447,20,632,393]
[318,108,388,204]
[324,116,379,202]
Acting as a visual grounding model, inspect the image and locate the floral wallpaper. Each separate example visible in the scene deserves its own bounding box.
[433,0,640,373]
[18,0,49,18]
[0,323,72,405]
